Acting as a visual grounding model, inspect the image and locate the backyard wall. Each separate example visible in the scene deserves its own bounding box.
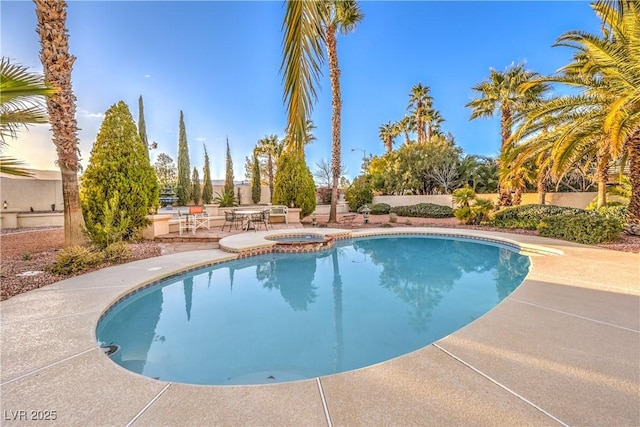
[372,192,598,209]
[0,170,64,212]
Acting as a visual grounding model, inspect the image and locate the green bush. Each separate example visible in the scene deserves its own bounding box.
[452,187,494,225]
[104,241,133,263]
[273,152,316,218]
[390,203,454,218]
[370,203,391,215]
[595,205,628,227]
[213,191,238,208]
[47,246,103,275]
[538,213,622,244]
[491,204,586,230]
[84,191,131,249]
[344,176,373,212]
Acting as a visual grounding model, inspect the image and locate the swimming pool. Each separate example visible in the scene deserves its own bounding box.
[96,235,530,385]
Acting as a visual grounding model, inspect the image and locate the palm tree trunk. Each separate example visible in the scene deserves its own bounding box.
[626,129,640,235]
[498,107,513,207]
[326,25,341,224]
[404,131,410,145]
[35,0,87,247]
[596,143,609,208]
[537,167,547,205]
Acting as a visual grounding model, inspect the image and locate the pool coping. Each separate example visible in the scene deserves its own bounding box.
[1,227,638,426]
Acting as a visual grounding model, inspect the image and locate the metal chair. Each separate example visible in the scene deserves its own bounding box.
[222,210,243,232]
[260,209,270,230]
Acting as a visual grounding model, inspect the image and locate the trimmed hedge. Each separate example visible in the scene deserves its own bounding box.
[390,203,454,218]
[370,203,391,215]
[491,204,586,230]
[538,213,622,244]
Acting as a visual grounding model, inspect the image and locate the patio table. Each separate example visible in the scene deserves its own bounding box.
[234,209,263,230]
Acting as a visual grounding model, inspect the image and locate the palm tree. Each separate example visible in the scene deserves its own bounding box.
[256,135,282,201]
[396,115,415,145]
[466,62,550,207]
[378,121,397,153]
[322,0,364,223]
[34,0,87,246]
[512,1,639,231]
[0,57,57,176]
[407,83,433,145]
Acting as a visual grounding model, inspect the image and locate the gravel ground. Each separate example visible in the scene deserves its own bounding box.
[1,220,638,301]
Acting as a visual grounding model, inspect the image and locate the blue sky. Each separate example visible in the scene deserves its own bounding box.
[2,1,601,181]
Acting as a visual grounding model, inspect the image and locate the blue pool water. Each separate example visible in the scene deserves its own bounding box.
[96,236,530,385]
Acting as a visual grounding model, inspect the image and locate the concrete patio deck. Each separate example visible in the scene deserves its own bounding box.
[1,228,638,426]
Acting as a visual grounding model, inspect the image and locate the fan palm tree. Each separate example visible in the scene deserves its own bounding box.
[322,0,364,223]
[0,57,57,176]
[256,135,283,201]
[396,114,415,145]
[466,62,550,207]
[378,121,397,153]
[407,83,433,145]
[34,0,87,246]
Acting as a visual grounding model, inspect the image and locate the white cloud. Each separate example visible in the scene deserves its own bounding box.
[77,108,104,120]
[144,74,151,78]
[194,137,206,142]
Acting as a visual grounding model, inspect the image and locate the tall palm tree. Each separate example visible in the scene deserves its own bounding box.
[34,0,87,246]
[407,83,433,145]
[396,114,415,145]
[0,57,57,176]
[466,62,550,207]
[378,121,397,153]
[256,134,282,201]
[322,0,364,223]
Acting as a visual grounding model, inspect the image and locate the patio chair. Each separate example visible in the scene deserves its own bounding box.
[190,206,210,231]
[260,209,270,230]
[222,210,243,232]
[249,212,263,232]
[178,211,196,235]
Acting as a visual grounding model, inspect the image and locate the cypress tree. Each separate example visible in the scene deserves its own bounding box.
[176,110,191,205]
[273,151,316,218]
[191,167,201,205]
[251,152,261,204]
[81,100,158,242]
[138,95,149,160]
[202,144,213,204]
[223,137,235,197]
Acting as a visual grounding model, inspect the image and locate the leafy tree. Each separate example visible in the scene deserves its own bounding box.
[81,101,158,242]
[153,153,177,189]
[273,151,316,218]
[466,62,549,207]
[202,144,213,204]
[176,110,191,205]
[344,175,373,211]
[191,167,201,205]
[34,0,86,246]
[137,95,149,159]
[251,153,261,204]
[223,137,235,198]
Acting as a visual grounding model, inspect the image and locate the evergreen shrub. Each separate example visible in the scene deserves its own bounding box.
[273,152,316,218]
[370,203,391,215]
[104,241,133,263]
[47,246,103,275]
[491,204,585,230]
[344,176,373,211]
[391,203,454,218]
[538,213,622,244]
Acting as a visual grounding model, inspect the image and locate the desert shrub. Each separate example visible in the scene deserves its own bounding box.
[370,203,391,215]
[344,176,373,212]
[538,213,622,244]
[391,203,454,218]
[491,204,586,230]
[47,246,103,275]
[104,241,133,263]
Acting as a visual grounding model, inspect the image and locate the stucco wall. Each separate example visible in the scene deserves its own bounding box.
[1,174,64,212]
